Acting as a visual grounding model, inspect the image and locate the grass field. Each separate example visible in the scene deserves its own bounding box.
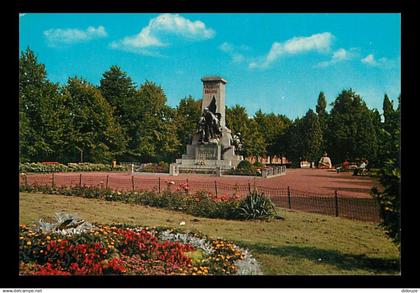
[19,192,400,275]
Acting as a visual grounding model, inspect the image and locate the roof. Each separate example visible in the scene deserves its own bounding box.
[201,76,227,84]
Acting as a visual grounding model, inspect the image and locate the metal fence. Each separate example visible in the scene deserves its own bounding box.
[19,173,382,223]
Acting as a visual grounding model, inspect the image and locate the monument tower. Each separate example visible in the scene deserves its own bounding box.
[171,76,243,175]
[201,77,226,128]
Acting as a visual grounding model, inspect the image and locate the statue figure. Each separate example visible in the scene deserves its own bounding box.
[232,132,243,153]
[197,97,222,143]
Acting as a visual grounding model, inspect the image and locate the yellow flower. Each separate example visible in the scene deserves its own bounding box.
[26,241,32,246]
[19,236,24,240]
[46,236,51,240]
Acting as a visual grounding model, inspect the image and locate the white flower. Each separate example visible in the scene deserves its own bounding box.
[179,221,186,226]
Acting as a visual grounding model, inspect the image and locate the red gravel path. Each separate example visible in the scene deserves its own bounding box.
[23,168,381,198]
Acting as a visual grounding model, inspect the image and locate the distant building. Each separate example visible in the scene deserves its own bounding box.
[245,155,290,165]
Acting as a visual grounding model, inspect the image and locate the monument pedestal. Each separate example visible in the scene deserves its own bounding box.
[175,139,242,175]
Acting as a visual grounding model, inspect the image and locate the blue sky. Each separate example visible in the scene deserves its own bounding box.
[19,13,401,119]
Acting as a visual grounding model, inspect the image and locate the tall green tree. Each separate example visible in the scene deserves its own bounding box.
[128,81,181,162]
[302,109,323,162]
[370,108,383,166]
[225,105,249,136]
[174,96,202,156]
[241,119,266,158]
[282,110,323,164]
[315,91,329,152]
[326,89,378,164]
[382,94,394,131]
[372,93,400,245]
[254,110,291,156]
[99,65,137,122]
[62,77,127,163]
[375,94,400,167]
[19,47,62,162]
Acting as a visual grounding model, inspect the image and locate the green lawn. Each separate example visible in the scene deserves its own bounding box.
[19,192,400,275]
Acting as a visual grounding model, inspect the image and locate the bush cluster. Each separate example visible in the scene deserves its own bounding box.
[141,162,169,173]
[19,162,128,173]
[226,160,267,176]
[20,184,279,221]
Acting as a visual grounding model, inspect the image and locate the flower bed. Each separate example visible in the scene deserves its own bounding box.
[19,213,262,275]
[20,184,279,221]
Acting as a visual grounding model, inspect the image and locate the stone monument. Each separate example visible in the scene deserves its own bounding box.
[172,76,243,175]
[318,152,332,169]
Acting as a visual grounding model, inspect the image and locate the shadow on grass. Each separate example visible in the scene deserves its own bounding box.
[235,242,400,274]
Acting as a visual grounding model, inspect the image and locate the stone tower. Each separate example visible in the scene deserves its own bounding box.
[201,76,227,128]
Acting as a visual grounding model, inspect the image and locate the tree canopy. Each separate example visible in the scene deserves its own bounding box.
[19,48,399,171]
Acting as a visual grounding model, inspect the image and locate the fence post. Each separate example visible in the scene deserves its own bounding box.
[334,190,339,217]
[248,182,251,193]
[25,174,28,188]
[52,173,55,188]
[132,175,135,191]
[158,177,161,194]
[106,175,109,189]
[215,181,218,196]
[79,174,82,187]
[287,186,292,209]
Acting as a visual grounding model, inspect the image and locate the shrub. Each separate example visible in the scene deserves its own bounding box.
[237,191,277,220]
[19,162,128,173]
[253,161,265,168]
[19,162,69,173]
[142,162,169,173]
[19,184,279,222]
[371,159,400,246]
[237,160,253,170]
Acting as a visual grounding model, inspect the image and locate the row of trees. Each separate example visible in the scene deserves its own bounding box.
[19,48,401,245]
[19,48,400,168]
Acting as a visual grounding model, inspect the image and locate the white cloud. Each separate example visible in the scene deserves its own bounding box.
[361,54,377,65]
[316,48,356,68]
[111,14,215,54]
[44,26,107,47]
[361,54,398,69]
[249,32,333,69]
[219,42,233,52]
[283,33,333,54]
[218,42,250,64]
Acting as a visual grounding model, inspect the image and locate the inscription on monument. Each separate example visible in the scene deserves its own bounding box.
[204,83,218,94]
[196,144,218,160]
